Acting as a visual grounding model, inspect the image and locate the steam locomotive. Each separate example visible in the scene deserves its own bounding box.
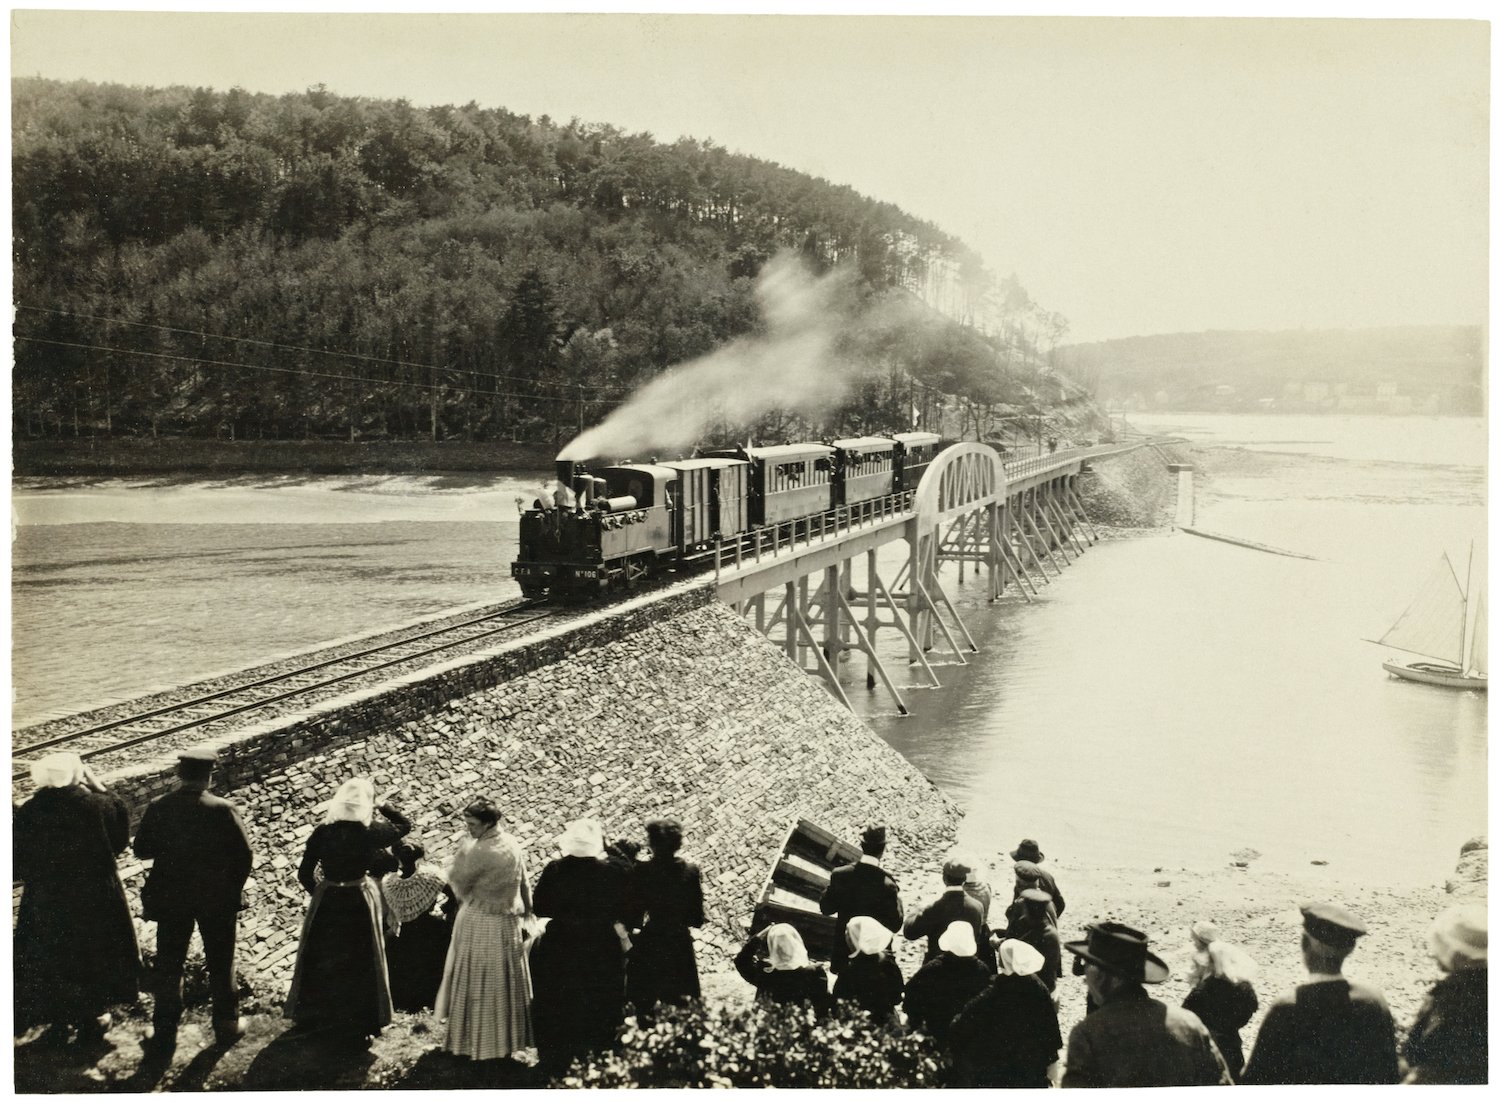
[512,432,941,598]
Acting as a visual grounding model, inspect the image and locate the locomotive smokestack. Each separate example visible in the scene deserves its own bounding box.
[556,459,576,487]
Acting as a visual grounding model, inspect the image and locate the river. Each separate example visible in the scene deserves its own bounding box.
[856,413,1487,886]
[8,414,1486,886]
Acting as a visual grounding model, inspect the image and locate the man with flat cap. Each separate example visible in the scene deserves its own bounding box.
[820,825,904,975]
[1061,921,1231,1087]
[1240,901,1399,1084]
[904,855,996,970]
[134,749,254,1053]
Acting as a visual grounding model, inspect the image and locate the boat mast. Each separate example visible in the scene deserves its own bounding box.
[1461,542,1473,672]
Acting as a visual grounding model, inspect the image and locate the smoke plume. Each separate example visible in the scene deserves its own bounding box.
[558,253,860,462]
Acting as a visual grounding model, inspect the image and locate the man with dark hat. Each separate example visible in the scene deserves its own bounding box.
[819,825,904,975]
[1060,921,1231,1087]
[133,749,254,1053]
[1004,841,1065,925]
[1240,902,1399,1085]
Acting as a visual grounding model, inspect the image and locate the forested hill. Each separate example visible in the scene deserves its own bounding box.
[1056,326,1484,414]
[12,78,1084,449]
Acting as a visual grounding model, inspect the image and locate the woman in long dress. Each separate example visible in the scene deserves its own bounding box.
[625,818,705,1013]
[948,938,1062,1087]
[529,818,632,1078]
[733,923,833,1015]
[434,798,535,1061]
[284,777,410,1046]
[381,840,452,1013]
[831,916,904,1024]
[13,753,140,1044]
[1180,920,1258,1081]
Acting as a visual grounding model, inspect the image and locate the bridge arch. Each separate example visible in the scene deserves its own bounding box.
[907,443,1008,656]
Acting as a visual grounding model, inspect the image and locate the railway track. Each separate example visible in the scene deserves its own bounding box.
[11,599,555,783]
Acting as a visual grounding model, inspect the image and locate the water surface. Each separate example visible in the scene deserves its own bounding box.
[853,414,1486,885]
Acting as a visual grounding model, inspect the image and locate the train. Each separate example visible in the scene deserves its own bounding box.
[512,432,942,598]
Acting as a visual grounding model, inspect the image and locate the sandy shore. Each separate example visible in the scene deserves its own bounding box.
[697,840,1481,1054]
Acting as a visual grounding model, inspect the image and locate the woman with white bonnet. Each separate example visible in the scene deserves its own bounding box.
[831,915,904,1024]
[284,777,411,1048]
[1180,919,1258,1080]
[435,796,534,1062]
[13,752,140,1045]
[1402,903,1487,1083]
[529,817,633,1078]
[903,920,992,1044]
[733,922,834,1015]
[948,938,1063,1087]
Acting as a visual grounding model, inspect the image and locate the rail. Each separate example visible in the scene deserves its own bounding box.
[11,600,552,784]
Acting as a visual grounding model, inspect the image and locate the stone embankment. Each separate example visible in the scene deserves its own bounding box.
[114,590,959,994]
[1075,442,1179,530]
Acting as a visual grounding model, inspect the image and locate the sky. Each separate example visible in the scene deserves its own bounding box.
[7,5,1491,345]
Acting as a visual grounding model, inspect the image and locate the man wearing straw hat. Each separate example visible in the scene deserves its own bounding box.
[1060,921,1231,1087]
[1240,901,1399,1084]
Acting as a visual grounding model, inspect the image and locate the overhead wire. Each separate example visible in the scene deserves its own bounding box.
[13,336,622,407]
[15,303,602,391]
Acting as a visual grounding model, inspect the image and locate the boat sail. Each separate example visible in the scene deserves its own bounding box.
[1372,543,1487,690]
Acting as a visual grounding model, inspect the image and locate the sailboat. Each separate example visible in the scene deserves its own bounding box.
[1371,543,1487,690]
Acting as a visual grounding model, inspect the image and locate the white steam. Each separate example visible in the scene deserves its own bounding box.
[558,253,855,462]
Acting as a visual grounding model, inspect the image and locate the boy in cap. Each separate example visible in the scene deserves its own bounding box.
[1005,840,1065,924]
[819,825,904,975]
[134,749,254,1053]
[1240,901,1399,1084]
[904,855,996,970]
[1061,921,1231,1087]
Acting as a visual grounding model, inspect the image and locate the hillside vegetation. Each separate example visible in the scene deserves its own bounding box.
[12,78,1095,454]
[1057,326,1484,414]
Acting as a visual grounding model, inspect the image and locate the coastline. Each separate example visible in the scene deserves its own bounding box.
[13,434,1486,1089]
[11,437,561,477]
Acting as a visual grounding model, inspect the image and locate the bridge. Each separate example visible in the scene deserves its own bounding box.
[712,439,1153,714]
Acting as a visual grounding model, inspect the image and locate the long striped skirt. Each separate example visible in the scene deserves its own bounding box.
[435,905,533,1060]
[284,877,393,1037]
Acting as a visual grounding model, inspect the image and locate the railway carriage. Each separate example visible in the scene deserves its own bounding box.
[830,436,897,506]
[702,443,837,527]
[892,431,941,493]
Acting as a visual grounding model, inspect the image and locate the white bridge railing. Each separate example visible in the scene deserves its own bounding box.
[713,491,914,579]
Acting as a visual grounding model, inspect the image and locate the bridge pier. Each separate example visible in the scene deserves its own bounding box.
[713,441,1146,715]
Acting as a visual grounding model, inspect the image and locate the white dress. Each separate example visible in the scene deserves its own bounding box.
[434,829,533,1059]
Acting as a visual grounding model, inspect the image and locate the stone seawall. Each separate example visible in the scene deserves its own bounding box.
[100,587,719,817]
[1077,442,1177,529]
[113,591,960,993]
